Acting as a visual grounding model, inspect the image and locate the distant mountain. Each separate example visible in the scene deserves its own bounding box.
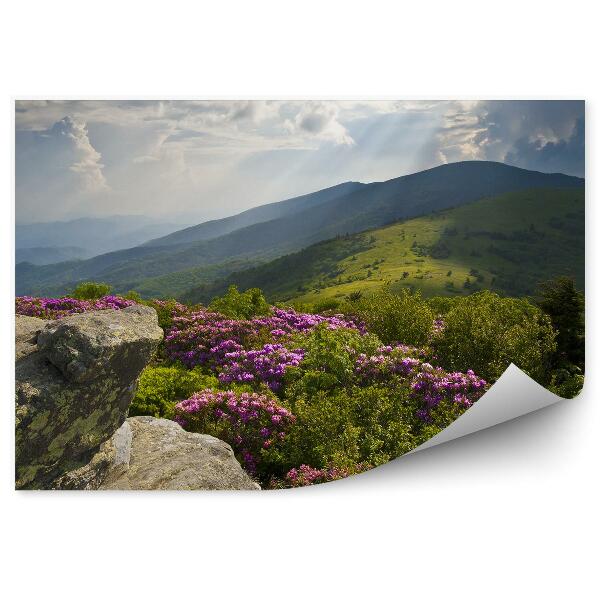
[15,162,584,297]
[15,246,90,265]
[144,181,365,247]
[182,187,584,304]
[16,216,185,258]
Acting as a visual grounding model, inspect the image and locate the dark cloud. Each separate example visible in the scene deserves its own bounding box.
[474,100,585,176]
[505,116,584,176]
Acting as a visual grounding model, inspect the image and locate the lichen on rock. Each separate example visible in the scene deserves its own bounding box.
[15,306,163,489]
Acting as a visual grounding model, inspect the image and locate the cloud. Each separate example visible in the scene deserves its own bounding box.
[52,116,108,192]
[505,116,584,175]
[15,116,109,221]
[286,102,355,146]
[15,100,585,224]
[132,155,160,164]
[438,100,585,176]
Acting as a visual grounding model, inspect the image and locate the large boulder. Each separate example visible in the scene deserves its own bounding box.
[15,305,163,489]
[16,315,45,360]
[53,417,260,491]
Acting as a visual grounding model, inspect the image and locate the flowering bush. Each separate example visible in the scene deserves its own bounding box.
[409,364,487,421]
[271,463,371,488]
[174,389,295,474]
[217,343,305,391]
[354,344,427,381]
[15,295,135,320]
[354,344,487,422]
[165,310,259,367]
[146,298,192,331]
[15,288,508,488]
[164,306,364,384]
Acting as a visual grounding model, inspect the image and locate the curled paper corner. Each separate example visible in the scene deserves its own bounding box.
[409,364,566,454]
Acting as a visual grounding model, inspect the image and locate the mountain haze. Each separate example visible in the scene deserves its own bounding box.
[16,216,185,261]
[144,181,365,247]
[15,161,584,297]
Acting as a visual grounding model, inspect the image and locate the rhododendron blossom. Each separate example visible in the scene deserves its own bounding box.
[15,295,135,319]
[175,389,295,474]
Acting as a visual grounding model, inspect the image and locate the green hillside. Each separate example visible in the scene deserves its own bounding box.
[16,162,583,297]
[183,187,584,304]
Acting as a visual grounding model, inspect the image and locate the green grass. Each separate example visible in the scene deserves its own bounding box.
[187,188,584,304]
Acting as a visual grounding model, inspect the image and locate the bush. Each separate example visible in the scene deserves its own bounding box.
[71,281,112,300]
[432,291,557,383]
[427,295,459,315]
[270,463,371,488]
[286,325,381,394]
[347,286,434,345]
[146,298,191,331]
[279,383,418,471]
[129,365,219,419]
[548,366,584,399]
[209,285,271,319]
[175,389,295,477]
[123,290,143,303]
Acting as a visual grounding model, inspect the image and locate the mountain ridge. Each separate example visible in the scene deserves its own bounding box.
[181,186,584,304]
[16,161,584,297]
[143,181,365,247]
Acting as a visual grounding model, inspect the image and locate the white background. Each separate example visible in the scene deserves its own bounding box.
[1,1,597,598]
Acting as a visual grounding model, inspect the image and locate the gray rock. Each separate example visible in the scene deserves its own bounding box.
[54,417,260,491]
[15,315,44,360]
[15,306,163,489]
[37,305,162,384]
[51,420,133,490]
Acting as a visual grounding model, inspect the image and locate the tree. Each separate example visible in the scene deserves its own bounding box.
[433,290,557,384]
[536,277,584,371]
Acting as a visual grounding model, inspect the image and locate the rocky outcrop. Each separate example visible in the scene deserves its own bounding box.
[54,417,260,491]
[16,305,261,491]
[15,306,163,489]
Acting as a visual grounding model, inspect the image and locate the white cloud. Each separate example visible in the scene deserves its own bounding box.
[52,116,109,192]
[14,100,584,224]
[285,102,355,146]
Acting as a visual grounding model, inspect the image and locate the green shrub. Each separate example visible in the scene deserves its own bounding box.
[347,286,434,345]
[279,383,418,471]
[71,281,112,300]
[433,291,557,384]
[129,365,219,418]
[123,290,143,302]
[427,295,459,315]
[548,366,584,399]
[286,325,381,394]
[209,285,271,319]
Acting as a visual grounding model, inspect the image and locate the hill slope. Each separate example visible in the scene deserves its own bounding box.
[182,187,584,304]
[16,162,584,297]
[143,181,365,247]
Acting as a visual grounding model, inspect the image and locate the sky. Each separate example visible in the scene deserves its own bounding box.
[15,100,584,224]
